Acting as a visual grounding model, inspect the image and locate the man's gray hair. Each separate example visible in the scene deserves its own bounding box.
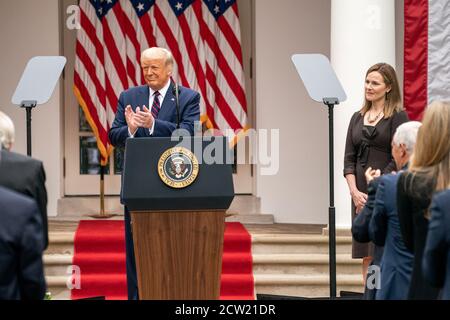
[141,47,174,67]
[0,111,15,150]
[392,121,422,153]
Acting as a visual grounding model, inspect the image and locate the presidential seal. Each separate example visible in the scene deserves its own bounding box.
[158,147,199,189]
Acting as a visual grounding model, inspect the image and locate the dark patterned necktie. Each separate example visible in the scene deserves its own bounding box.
[151,91,161,118]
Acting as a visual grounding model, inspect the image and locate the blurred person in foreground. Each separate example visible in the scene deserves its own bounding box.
[423,188,450,300]
[397,101,450,299]
[0,131,46,300]
[0,111,48,249]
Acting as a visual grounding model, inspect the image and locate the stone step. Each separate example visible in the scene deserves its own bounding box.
[45,233,75,255]
[254,274,364,298]
[226,214,275,224]
[51,214,275,225]
[56,194,274,224]
[44,254,73,276]
[46,276,71,300]
[252,254,362,275]
[251,235,353,254]
[45,253,362,276]
[44,229,358,299]
[57,197,124,217]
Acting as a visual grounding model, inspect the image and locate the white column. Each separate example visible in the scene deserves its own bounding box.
[331,0,396,228]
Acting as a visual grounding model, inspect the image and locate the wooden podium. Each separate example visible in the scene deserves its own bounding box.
[122,137,234,300]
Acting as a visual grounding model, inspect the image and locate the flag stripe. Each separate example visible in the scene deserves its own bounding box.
[78,13,121,110]
[195,3,247,113]
[153,4,190,87]
[75,58,107,128]
[140,13,157,48]
[76,42,107,110]
[427,0,450,104]
[76,17,119,120]
[218,15,243,66]
[113,4,141,85]
[74,72,109,142]
[80,5,125,101]
[102,16,129,90]
[204,45,245,127]
[79,9,105,66]
[177,11,218,129]
[206,65,242,130]
[404,0,428,120]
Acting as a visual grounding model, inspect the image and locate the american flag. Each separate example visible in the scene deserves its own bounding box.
[404,0,450,120]
[74,0,248,165]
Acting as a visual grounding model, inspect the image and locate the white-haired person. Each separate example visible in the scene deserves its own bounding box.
[0,129,46,300]
[367,121,422,299]
[0,111,48,249]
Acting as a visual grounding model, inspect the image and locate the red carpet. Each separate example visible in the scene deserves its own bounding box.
[71,220,254,300]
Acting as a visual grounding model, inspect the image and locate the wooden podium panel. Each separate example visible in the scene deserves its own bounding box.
[130,210,225,300]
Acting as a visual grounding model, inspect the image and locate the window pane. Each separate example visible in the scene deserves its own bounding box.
[80,136,110,175]
[79,106,93,133]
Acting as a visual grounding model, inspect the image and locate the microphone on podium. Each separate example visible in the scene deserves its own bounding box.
[172,82,180,129]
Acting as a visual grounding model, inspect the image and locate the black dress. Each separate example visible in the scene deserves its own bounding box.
[397,171,441,300]
[344,110,409,258]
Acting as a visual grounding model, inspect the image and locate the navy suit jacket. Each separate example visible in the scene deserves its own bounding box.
[0,186,46,300]
[109,83,200,148]
[423,189,450,300]
[369,173,414,300]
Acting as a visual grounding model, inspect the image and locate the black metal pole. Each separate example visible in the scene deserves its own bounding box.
[100,164,105,216]
[328,103,337,299]
[26,107,32,157]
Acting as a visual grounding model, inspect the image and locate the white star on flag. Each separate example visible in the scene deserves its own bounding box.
[176,2,183,10]
[137,3,144,11]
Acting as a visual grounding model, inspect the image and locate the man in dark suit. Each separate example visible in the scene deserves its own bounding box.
[423,189,450,300]
[368,121,421,300]
[0,112,48,249]
[109,47,200,300]
[0,186,46,300]
[352,121,421,299]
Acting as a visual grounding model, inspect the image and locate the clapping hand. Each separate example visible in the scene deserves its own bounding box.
[125,105,139,135]
[125,105,155,135]
[365,167,381,184]
[134,106,154,129]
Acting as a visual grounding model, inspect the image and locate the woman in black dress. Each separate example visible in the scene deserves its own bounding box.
[344,63,409,272]
[397,101,450,299]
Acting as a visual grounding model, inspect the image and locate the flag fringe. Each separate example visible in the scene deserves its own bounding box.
[73,85,113,166]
